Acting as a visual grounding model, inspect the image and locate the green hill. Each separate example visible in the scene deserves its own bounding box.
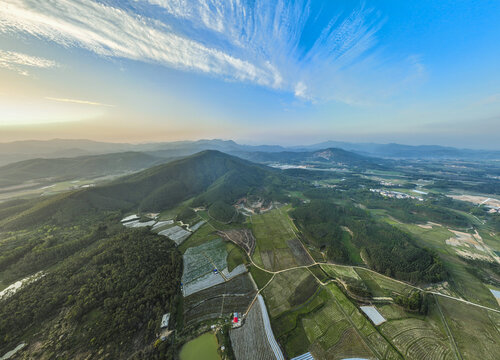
[0,151,166,187]
[0,150,278,229]
[239,147,388,169]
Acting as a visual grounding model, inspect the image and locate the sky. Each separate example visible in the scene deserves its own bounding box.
[0,0,499,149]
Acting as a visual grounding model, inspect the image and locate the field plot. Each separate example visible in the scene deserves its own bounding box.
[184,273,256,326]
[159,225,192,245]
[251,208,311,271]
[230,293,275,360]
[262,268,317,317]
[270,284,382,360]
[182,238,249,297]
[151,219,174,230]
[378,299,454,360]
[182,238,228,296]
[123,219,155,228]
[217,229,256,256]
[437,296,500,360]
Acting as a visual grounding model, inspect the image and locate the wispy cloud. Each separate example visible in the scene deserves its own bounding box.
[0,49,57,75]
[0,0,412,103]
[45,97,114,107]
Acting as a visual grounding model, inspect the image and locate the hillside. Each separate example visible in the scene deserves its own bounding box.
[0,151,166,187]
[239,147,388,169]
[0,150,279,229]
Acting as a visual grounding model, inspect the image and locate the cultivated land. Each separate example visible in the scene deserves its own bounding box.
[251,207,312,271]
[230,297,276,360]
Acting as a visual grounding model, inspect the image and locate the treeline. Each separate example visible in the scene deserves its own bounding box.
[291,200,446,284]
[0,228,182,359]
[360,193,471,228]
[395,291,429,314]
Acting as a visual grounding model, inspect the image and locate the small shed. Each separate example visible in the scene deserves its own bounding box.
[161,313,170,329]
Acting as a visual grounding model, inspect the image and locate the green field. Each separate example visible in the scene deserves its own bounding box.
[180,333,220,360]
[437,296,500,360]
[249,265,273,289]
[262,268,316,317]
[378,300,454,360]
[251,206,308,271]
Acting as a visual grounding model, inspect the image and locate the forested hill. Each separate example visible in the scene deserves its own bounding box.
[238,147,388,169]
[0,150,280,230]
[0,151,166,187]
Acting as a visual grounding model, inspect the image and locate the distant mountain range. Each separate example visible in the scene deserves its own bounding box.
[0,152,167,187]
[0,138,499,166]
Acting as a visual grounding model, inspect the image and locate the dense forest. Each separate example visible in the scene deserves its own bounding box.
[291,200,446,283]
[0,227,182,359]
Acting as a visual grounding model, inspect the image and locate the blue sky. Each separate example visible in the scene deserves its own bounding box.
[0,0,499,148]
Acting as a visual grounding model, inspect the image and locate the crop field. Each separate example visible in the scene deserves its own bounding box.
[308,265,329,283]
[184,273,256,326]
[249,266,273,289]
[182,238,227,284]
[159,225,192,245]
[326,284,400,359]
[378,300,454,360]
[262,268,316,317]
[251,208,309,271]
[217,229,256,256]
[182,238,233,296]
[437,296,500,360]
[230,297,275,360]
[271,283,390,360]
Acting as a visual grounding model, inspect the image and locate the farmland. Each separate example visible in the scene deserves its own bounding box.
[262,268,317,317]
[230,297,276,360]
[436,296,500,360]
[183,273,256,326]
[377,300,454,360]
[251,207,312,271]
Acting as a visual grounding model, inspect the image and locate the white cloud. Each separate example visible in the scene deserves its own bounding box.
[45,97,114,107]
[0,0,403,103]
[0,49,57,75]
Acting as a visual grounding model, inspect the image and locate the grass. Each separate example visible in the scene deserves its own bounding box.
[341,230,363,264]
[355,268,414,297]
[225,242,247,271]
[180,332,220,360]
[249,265,273,289]
[321,264,361,282]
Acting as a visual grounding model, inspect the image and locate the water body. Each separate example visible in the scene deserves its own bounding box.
[180,333,220,360]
